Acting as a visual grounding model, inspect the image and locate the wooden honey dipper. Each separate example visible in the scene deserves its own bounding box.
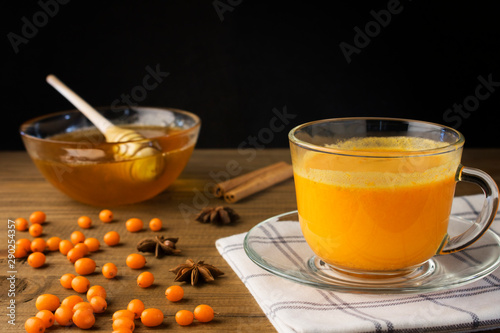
[46,74,164,181]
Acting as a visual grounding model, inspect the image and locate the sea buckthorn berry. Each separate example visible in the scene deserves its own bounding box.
[87,285,107,301]
[75,257,96,275]
[126,253,146,269]
[25,316,45,333]
[99,209,113,222]
[137,271,154,288]
[83,237,100,252]
[112,309,136,321]
[36,309,55,328]
[74,242,90,255]
[36,294,60,312]
[70,230,85,244]
[102,263,118,279]
[175,310,194,326]
[73,301,94,313]
[127,299,145,319]
[15,217,29,231]
[54,306,73,326]
[46,236,61,251]
[16,238,31,252]
[149,217,162,231]
[165,285,184,302]
[60,273,76,289]
[30,238,47,253]
[104,231,120,246]
[28,252,46,268]
[59,240,74,255]
[61,295,84,310]
[14,246,28,258]
[194,304,215,323]
[113,317,135,332]
[67,247,86,264]
[125,218,143,232]
[73,308,95,329]
[90,295,107,313]
[141,308,164,327]
[29,223,43,237]
[29,211,46,224]
[77,216,92,229]
[71,276,90,293]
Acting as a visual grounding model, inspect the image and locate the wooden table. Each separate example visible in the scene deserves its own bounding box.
[1,149,499,332]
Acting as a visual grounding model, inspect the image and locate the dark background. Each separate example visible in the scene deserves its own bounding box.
[2,1,499,150]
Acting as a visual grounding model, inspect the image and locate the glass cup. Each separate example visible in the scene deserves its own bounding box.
[289,118,499,277]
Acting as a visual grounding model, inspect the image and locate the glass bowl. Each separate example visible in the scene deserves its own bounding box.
[20,106,201,206]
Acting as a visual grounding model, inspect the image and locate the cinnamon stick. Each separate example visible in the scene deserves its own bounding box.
[213,161,289,198]
[224,163,293,203]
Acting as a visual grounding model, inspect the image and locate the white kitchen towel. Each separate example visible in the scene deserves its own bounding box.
[216,195,500,333]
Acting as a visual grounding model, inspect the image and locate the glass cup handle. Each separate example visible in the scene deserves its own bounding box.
[439,165,499,254]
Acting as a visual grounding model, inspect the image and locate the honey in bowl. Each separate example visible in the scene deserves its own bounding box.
[21,107,200,206]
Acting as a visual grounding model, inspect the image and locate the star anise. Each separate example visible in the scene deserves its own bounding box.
[137,235,181,258]
[169,259,224,286]
[195,206,239,225]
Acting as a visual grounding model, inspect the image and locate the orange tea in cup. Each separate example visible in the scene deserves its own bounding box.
[289,118,498,276]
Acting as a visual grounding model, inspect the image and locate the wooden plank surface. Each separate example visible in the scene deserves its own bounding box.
[1,148,499,332]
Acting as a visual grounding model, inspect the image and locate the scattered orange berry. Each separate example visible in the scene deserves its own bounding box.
[194,304,215,323]
[141,308,164,327]
[87,285,107,301]
[137,271,154,288]
[175,309,194,326]
[16,238,31,252]
[73,308,95,329]
[59,240,74,255]
[75,257,96,275]
[60,273,76,289]
[149,217,163,231]
[125,218,143,232]
[99,209,113,222]
[71,276,90,293]
[54,306,73,326]
[25,316,45,333]
[36,294,60,312]
[127,299,145,319]
[29,211,46,224]
[83,237,100,252]
[104,231,120,246]
[29,223,43,237]
[67,247,86,264]
[15,217,29,231]
[112,309,136,321]
[90,295,107,313]
[14,246,28,258]
[27,252,46,268]
[46,236,61,251]
[165,285,184,302]
[102,262,118,279]
[112,317,135,332]
[77,216,92,229]
[74,242,90,255]
[126,253,146,269]
[61,295,84,310]
[70,230,85,244]
[30,238,47,253]
[36,309,55,328]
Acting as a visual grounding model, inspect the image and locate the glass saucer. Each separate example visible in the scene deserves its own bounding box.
[243,211,500,294]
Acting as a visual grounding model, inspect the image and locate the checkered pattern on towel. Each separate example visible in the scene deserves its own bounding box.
[216,195,500,333]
